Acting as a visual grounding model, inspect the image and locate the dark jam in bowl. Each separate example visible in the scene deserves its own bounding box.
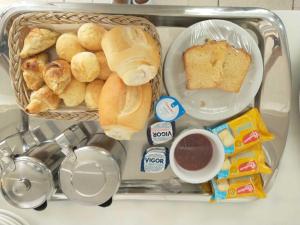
[174,133,213,171]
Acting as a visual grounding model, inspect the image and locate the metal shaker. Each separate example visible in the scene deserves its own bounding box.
[56,130,126,206]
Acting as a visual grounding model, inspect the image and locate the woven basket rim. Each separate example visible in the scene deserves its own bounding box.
[8,12,162,121]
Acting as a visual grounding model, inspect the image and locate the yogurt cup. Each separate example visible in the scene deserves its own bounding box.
[170,129,224,184]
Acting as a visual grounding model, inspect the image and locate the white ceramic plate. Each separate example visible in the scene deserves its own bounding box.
[0,210,30,225]
[164,19,263,121]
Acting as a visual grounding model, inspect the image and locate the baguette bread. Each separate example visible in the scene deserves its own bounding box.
[99,74,152,140]
[101,26,160,86]
[218,47,251,92]
[183,41,228,89]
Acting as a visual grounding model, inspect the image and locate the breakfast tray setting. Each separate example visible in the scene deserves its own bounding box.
[0,2,291,206]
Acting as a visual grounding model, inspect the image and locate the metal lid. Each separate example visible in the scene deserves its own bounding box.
[59,146,120,205]
[0,156,54,209]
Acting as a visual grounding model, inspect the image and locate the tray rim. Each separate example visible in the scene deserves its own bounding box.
[0,3,292,203]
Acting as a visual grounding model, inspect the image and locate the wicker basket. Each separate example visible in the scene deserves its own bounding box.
[8,12,162,121]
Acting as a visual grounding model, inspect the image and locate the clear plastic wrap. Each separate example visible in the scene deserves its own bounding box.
[164,19,263,121]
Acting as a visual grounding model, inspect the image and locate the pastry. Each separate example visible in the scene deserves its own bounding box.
[95,51,112,80]
[71,52,100,82]
[43,60,72,95]
[21,53,48,90]
[99,74,152,140]
[20,28,59,58]
[59,78,86,107]
[183,41,228,89]
[77,23,107,51]
[26,86,60,113]
[56,33,85,62]
[101,26,160,86]
[85,79,104,109]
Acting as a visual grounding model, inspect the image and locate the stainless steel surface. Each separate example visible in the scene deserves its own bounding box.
[0,3,291,202]
[59,133,125,205]
[0,156,54,209]
[25,141,64,172]
[87,133,126,173]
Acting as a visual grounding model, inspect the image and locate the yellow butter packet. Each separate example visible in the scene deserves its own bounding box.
[217,144,272,180]
[209,108,274,156]
[211,174,266,201]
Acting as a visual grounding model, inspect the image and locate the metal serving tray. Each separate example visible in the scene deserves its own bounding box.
[0,3,291,202]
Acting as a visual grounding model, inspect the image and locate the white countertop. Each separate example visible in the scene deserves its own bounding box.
[0,10,300,225]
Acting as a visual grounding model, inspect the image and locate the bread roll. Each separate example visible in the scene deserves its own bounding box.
[43,60,72,95]
[56,33,85,62]
[21,53,48,90]
[71,52,100,82]
[77,23,106,51]
[99,74,152,140]
[59,79,86,107]
[20,28,59,58]
[85,80,104,109]
[95,51,112,80]
[26,86,60,114]
[101,26,160,86]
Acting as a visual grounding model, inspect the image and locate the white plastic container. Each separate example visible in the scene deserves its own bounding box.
[170,129,224,184]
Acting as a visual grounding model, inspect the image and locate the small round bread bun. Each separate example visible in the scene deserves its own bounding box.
[85,79,104,109]
[56,33,85,62]
[71,52,101,82]
[59,78,86,107]
[43,60,72,95]
[95,51,112,80]
[77,23,106,51]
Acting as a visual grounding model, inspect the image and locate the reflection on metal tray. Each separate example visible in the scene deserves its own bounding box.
[0,3,291,202]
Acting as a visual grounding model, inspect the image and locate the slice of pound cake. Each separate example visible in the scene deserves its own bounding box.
[218,47,251,92]
[183,41,229,89]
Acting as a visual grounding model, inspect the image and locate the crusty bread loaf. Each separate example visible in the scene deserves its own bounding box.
[21,53,48,91]
[20,28,59,58]
[99,74,152,140]
[101,26,160,86]
[183,41,228,89]
[218,47,251,92]
[26,86,60,113]
[43,60,72,95]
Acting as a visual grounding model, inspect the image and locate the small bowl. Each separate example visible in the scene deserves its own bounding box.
[170,129,224,184]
